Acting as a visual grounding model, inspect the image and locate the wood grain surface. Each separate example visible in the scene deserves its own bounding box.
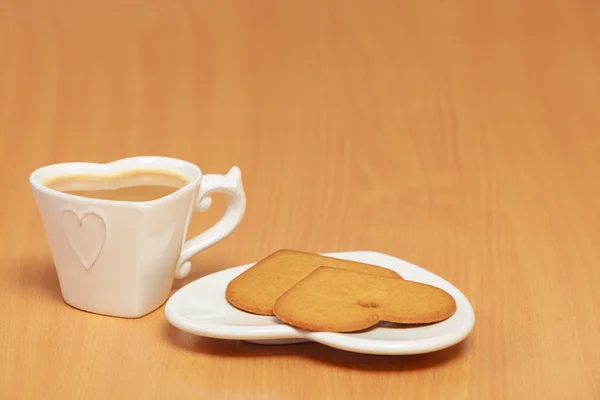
[1,0,600,399]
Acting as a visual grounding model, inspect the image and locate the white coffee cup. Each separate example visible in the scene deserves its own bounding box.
[29,156,246,318]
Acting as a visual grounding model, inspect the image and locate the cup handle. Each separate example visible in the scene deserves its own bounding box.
[174,166,246,279]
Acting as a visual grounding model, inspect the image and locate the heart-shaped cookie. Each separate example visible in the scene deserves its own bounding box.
[226,249,403,316]
[273,266,457,332]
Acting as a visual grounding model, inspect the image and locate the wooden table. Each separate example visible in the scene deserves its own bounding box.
[1,1,599,398]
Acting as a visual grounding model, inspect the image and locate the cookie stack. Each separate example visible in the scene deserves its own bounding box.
[225,250,457,333]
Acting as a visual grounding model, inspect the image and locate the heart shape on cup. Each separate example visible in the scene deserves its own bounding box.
[61,210,106,270]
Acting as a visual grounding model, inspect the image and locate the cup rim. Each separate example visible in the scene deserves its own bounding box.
[29,156,203,206]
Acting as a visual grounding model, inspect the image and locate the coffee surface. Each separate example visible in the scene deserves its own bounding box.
[43,169,190,202]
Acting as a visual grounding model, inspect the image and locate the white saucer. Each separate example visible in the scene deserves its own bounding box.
[165,251,475,355]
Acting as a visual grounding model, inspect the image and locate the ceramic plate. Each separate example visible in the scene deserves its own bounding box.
[165,251,475,355]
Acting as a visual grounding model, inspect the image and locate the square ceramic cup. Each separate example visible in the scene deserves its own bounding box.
[29,156,246,318]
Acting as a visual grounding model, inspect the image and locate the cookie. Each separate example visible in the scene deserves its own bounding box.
[225,249,403,316]
[273,266,457,332]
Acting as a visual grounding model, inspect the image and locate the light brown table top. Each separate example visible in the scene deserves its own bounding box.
[1,1,599,399]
